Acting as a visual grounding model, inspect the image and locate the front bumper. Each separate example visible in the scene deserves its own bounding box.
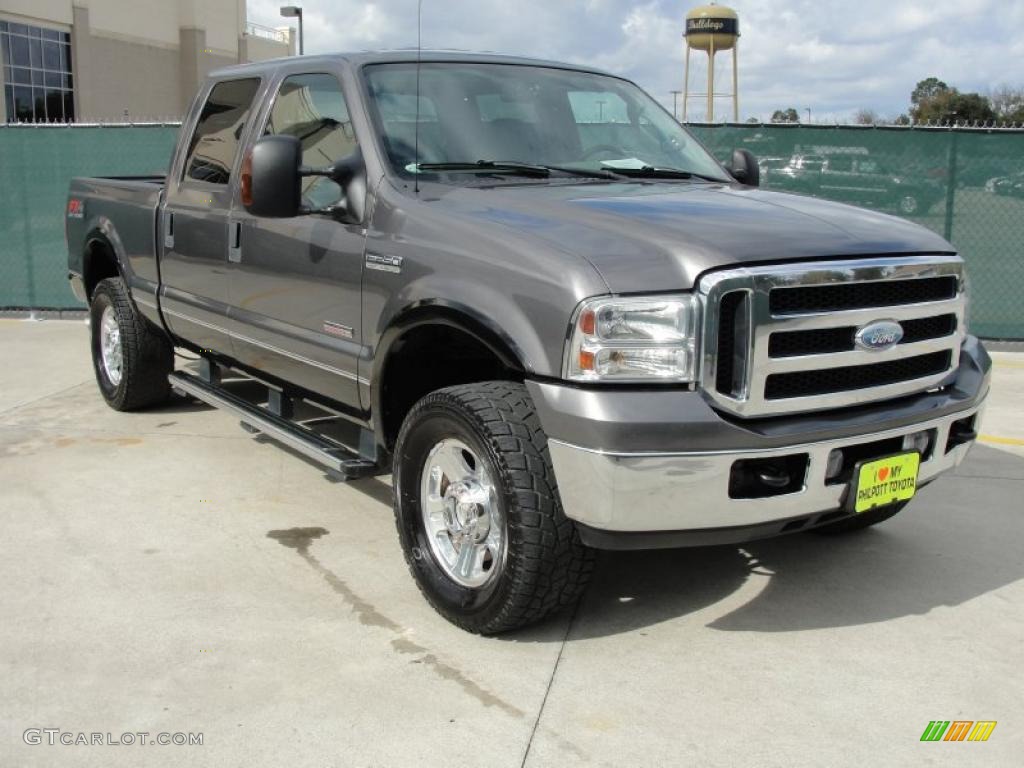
[529,336,990,548]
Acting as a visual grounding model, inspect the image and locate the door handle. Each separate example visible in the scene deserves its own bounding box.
[228,221,242,263]
[162,211,174,250]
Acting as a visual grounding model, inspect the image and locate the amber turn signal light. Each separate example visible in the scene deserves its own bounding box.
[240,151,254,207]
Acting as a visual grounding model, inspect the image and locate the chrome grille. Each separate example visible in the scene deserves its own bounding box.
[699,256,966,417]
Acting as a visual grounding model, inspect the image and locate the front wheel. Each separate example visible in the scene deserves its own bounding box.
[393,382,593,634]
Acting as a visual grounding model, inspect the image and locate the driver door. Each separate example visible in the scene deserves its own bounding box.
[227,71,366,409]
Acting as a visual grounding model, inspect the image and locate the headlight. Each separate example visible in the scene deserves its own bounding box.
[564,295,700,382]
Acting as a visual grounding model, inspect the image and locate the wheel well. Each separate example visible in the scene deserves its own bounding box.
[83,236,120,300]
[379,323,523,449]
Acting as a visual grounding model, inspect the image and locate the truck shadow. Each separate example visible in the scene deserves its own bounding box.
[519,444,1024,641]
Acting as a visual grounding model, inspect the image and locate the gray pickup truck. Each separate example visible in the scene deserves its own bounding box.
[66,52,989,634]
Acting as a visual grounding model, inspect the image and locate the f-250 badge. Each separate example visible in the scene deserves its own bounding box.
[365,253,403,273]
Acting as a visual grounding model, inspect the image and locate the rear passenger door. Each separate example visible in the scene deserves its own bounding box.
[227,71,366,410]
[159,77,261,354]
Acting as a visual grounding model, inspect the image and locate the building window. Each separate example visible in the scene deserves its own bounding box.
[1,21,74,123]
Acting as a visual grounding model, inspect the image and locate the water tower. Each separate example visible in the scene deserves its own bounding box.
[682,3,740,122]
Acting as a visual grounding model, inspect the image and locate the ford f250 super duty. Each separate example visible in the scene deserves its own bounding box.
[66,52,989,634]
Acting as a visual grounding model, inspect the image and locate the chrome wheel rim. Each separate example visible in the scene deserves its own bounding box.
[99,305,123,386]
[420,438,504,588]
[899,195,918,214]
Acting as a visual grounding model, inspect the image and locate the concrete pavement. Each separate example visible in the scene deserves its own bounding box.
[1,319,1022,767]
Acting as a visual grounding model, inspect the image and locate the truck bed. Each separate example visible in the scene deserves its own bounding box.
[66,175,167,302]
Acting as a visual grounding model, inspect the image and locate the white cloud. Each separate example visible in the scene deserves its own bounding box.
[247,0,1024,122]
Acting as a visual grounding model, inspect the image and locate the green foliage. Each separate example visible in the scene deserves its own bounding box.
[911,77,950,108]
[770,108,800,123]
[910,77,996,124]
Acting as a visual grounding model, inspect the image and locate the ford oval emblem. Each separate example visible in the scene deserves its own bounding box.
[855,320,904,351]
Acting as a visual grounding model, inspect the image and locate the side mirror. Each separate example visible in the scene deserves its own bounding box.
[327,148,367,224]
[242,135,302,218]
[729,148,760,187]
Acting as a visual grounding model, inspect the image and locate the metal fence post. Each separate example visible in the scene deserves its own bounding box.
[17,129,39,315]
[943,130,959,242]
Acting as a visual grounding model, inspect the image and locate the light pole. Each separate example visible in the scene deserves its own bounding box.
[805,107,811,124]
[280,5,303,55]
[670,90,683,122]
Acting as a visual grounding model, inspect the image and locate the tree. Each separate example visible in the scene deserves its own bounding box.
[894,113,911,126]
[911,77,950,110]
[909,77,996,124]
[745,116,760,123]
[770,108,800,123]
[853,108,879,125]
[944,92,996,124]
[990,85,1024,123]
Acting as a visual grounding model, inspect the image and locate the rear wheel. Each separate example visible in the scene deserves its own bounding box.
[812,501,908,535]
[393,381,593,634]
[89,277,173,411]
[897,194,920,215]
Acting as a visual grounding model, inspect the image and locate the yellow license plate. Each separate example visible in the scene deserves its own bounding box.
[852,452,921,513]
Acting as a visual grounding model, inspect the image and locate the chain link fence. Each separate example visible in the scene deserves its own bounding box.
[0,124,179,309]
[1,123,1022,337]
[689,124,1024,339]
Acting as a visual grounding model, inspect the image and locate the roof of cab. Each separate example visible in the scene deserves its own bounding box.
[208,50,617,80]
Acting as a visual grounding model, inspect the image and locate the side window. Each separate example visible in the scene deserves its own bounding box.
[265,73,356,209]
[567,91,629,125]
[184,78,261,185]
[567,90,633,156]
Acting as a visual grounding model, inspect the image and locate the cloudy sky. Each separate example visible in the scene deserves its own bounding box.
[249,0,1024,122]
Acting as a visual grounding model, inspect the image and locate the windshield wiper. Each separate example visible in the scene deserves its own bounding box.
[602,165,726,182]
[414,161,552,178]
[413,160,618,180]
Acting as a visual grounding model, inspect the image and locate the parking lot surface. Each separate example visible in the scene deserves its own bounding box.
[2,319,1022,767]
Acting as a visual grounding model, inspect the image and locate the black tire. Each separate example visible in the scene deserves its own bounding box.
[897,194,920,216]
[393,381,594,634]
[90,277,173,411]
[811,501,908,535]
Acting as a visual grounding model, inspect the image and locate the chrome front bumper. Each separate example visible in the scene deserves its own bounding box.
[548,402,984,536]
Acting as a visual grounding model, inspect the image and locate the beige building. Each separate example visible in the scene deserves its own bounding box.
[0,0,294,122]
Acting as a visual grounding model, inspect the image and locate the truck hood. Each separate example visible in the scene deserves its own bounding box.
[430,181,954,293]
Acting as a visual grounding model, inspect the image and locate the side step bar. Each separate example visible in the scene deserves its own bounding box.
[168,371,380,480]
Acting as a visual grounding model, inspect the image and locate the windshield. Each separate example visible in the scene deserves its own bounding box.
[363,62,730,181]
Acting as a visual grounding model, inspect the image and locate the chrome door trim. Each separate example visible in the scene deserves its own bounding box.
[161,307,369,385]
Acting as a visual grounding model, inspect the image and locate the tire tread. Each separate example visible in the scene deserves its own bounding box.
[92,277,173,410]
[395,381,594,634]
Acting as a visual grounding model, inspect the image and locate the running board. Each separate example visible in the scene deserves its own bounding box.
[168,371,380,480]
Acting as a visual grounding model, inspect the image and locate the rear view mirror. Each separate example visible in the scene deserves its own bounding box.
[729,148,760,187]
[242,135,302,218]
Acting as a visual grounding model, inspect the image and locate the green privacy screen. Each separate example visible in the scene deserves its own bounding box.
[689,124,1024,339]
[1,123,1022,337]
[0,124,178,309]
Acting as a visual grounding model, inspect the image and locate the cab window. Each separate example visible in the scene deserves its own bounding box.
[184,78,261,185]
[264,73,357,209]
